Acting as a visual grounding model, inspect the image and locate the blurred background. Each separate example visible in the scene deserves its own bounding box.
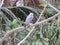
[0,0,60,45]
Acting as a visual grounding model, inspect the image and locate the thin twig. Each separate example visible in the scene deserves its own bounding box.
[0,0,4,8]
[36,3,47,23]
[44,0,60,12]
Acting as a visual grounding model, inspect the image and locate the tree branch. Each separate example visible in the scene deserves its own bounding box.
[0,26,25,44]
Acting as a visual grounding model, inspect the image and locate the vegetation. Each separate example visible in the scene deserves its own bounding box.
[0,0,60,45]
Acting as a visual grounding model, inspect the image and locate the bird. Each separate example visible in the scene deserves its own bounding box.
[24,12,34,26]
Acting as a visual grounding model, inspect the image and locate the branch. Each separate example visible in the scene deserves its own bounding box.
[44,0,60,12]
[0,0,4,8]
[33,12,60,26]
[0,26,25,44]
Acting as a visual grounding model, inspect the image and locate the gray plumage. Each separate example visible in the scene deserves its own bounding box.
[24,13,34,26]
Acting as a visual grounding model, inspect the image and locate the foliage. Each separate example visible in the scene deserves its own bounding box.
[0,0,60,45]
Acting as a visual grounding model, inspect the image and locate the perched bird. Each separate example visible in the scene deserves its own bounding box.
[24,13,34,26]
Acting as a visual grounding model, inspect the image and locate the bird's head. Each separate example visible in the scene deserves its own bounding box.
[28,13,34,17]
